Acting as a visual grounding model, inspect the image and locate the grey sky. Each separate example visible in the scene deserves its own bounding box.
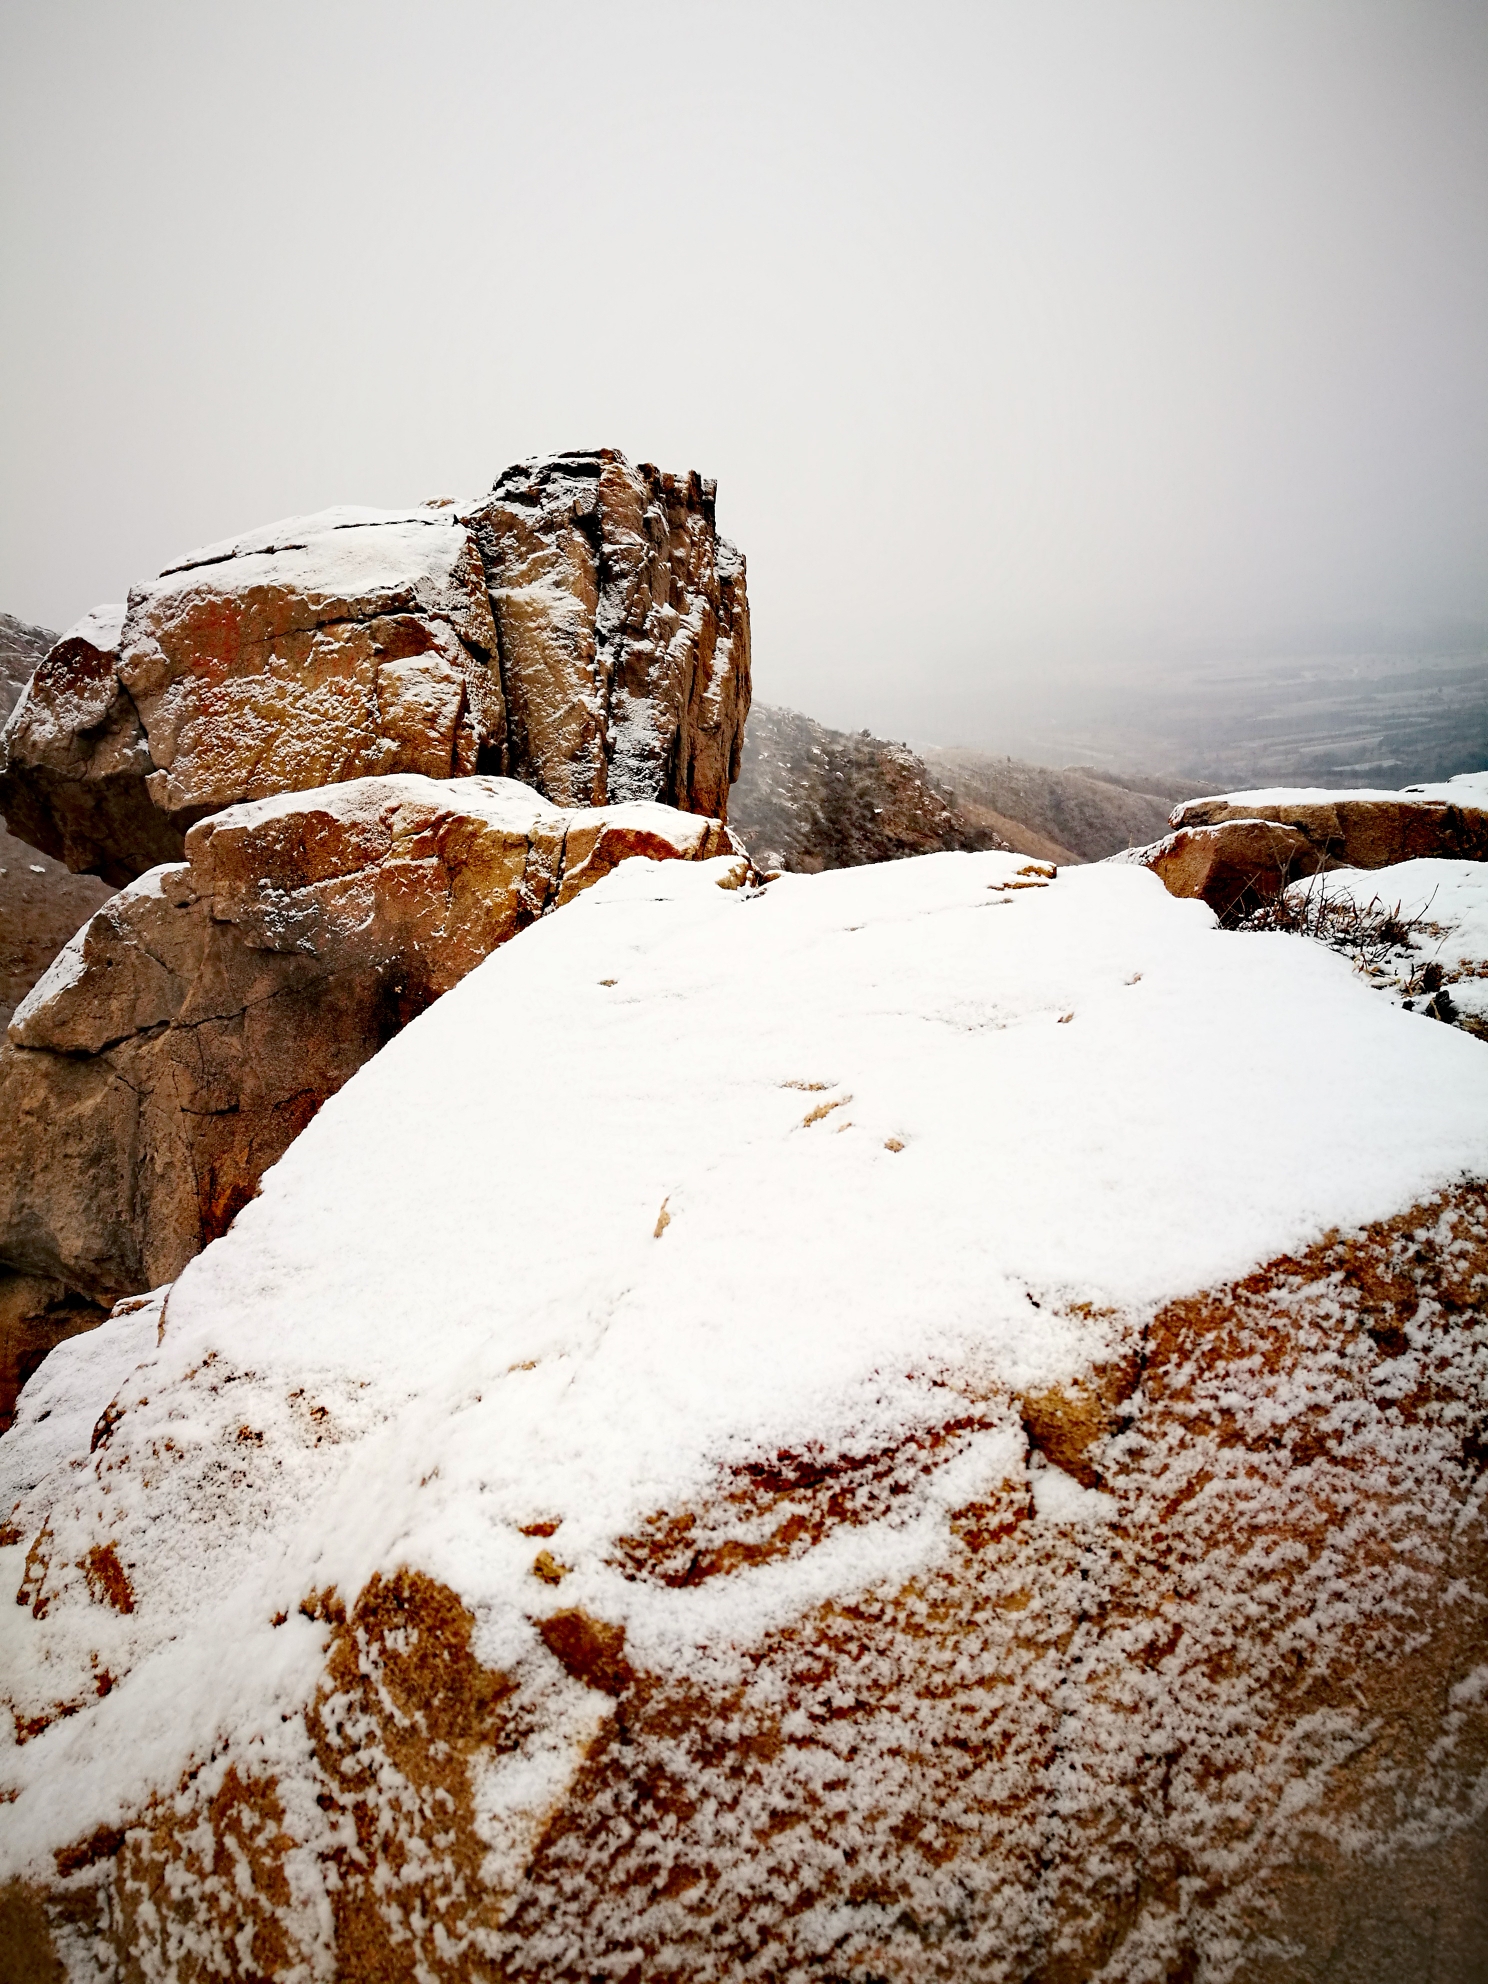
[3,1,1485,743]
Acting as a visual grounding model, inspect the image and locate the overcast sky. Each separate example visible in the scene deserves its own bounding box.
[3,1,1485,742]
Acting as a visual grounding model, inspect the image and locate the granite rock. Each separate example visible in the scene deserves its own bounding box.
[0,774,742,1304]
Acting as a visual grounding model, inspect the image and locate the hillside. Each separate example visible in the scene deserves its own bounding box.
[923,746,1206,861]
[727,703,1010,870]
[728,704,1204,870]
[0,610,53,725]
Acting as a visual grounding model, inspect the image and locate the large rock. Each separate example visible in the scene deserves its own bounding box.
[1133,773,1488,919]
[0,774,743,1308]
[3,851,1487,1981]
[463,450,750,817]
[0,456,751,885]
[0,607,171,888]
[1132,816,1325,921]
[0,513,504,884]
[0,826,114,1031]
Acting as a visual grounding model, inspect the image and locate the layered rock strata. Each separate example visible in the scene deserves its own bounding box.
[0,455,750,885]
[0,774,743,1319]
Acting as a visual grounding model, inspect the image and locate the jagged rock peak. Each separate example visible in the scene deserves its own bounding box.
[462,448,748,820]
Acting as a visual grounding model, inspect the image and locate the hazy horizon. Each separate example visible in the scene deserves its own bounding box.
[3,1,1485,748]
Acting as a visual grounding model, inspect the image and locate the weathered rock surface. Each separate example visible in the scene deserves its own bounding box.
[1132,775,1488,919]
[463,450,749,818]
[0,610,55,725]
[0,774,742,1307]
[1171,786,1488,868]
[0,456,750,886]
[0,827,114,1032]
[729,703,1009,871]
[0,514,504,883]
[4,851,1487,1981]
[1134,816,1326,921]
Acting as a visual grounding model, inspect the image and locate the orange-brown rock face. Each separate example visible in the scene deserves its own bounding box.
[11,1189,1488,1981]
[1171,791,1488,868]
[0,774,741,1306]
[0,457,751,887]
[0,518,506,884]
[464,450,750,819]
[1136,789,1488,920]
[1137,817,1324,921]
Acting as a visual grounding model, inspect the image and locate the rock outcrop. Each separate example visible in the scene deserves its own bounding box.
[0,455,750,886]
[1132,774,1488,919]
[0,775,743,1317]
[4,851,1487,1980]
[729,703,1009,871]
[464,451,750,819]
[1171,787,1488,866]
[0,516,504,884]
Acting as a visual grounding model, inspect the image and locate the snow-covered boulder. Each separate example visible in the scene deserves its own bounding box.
[0,775,742,1316]
[0,517,504,885]
[0,453,751,890]
[3,851,1487,1980]
[1128,771,1488,919]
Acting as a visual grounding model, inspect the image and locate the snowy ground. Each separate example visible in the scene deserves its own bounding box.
[4,847,1488,1882]
[1269,856,1488,1032]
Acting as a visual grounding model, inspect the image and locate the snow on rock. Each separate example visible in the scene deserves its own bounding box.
[4,852,1488,1979]
[1129,770,1488,921]
[0,451,753,889]
[0,775,743,1309]
[1189,769,1488,810]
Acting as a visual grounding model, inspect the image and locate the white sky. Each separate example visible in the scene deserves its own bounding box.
[2,1,1485,741]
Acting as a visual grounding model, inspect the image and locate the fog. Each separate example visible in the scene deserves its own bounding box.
[3,0,1485,748]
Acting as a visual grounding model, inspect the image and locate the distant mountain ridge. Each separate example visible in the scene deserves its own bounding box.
[729,703,1205,871]
[727,704,1010,872]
